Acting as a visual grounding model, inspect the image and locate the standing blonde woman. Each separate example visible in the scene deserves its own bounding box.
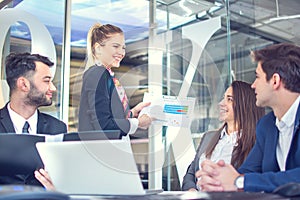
[36,24,153,190]
[78,23,152,138]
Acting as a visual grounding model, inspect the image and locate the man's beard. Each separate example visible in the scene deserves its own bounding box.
[25,82,52,107]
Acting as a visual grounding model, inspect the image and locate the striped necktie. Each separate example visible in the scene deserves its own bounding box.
[106,68,130,116]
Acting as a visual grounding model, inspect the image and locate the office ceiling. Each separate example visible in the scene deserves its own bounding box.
[227,0,300,43]
[6,0,300,47]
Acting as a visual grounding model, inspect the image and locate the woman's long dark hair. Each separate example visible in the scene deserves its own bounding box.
[205,81,265,168]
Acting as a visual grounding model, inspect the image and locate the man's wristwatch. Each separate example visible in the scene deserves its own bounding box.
[234,175,244,191]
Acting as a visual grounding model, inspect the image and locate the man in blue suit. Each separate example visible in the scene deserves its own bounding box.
[0,52,67,186]
[195,43,300,193]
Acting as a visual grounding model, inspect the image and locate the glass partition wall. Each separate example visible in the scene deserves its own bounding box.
[1,0,300,191]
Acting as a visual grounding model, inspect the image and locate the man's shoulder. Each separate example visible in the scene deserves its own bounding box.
[37,111,67,134]
[38,112,65,124]
[0,104,10,118]
[0,106,5,115]
[255,111,277,139]
[0,104,8,111]
[258,110,275,125]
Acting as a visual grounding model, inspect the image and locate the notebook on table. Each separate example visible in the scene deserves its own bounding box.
[36,140,163,196]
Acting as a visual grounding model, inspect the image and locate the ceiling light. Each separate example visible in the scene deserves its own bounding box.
[157,0,215,17]
[269,14,300,21]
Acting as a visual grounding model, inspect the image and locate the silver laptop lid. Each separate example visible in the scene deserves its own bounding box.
[36,140,146,195]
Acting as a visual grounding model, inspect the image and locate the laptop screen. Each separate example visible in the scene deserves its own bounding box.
[0,130,121,176]
[0,133,45,175]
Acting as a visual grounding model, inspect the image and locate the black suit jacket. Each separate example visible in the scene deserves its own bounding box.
[78,65,130,136]
[0,103,67,186]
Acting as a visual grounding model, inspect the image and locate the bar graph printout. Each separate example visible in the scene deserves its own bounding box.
[140,93,196,128]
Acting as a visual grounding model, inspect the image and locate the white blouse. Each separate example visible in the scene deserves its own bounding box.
[198,127,238,170]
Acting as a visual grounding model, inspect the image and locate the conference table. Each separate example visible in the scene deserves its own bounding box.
[69,191,291,200]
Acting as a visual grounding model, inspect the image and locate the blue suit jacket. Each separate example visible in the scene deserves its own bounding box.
[0,104,67,186]
[238,103,300,192]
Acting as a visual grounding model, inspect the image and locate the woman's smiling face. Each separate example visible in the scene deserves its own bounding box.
[97,33,126,68]
[218,86,234,124]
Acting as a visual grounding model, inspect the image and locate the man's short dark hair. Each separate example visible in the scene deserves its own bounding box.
[251,43,300,93]
[5,52,54,91]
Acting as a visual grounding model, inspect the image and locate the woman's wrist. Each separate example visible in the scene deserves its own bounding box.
[130,109,136,118]
[128,110,135,118]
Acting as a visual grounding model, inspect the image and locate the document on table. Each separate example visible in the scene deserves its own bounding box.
[139,93,196,128]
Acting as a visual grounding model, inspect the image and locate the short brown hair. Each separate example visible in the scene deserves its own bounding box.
[251,43,300,93]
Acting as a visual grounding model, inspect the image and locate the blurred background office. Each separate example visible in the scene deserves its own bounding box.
[1,0,300,191]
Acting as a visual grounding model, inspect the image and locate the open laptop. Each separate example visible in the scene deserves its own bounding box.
[36,140,163,196]
[0,133,45,175]
[0,130,121,176]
